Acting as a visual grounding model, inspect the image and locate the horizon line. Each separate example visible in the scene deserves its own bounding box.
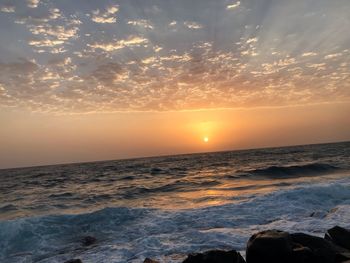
[1,139,349,171]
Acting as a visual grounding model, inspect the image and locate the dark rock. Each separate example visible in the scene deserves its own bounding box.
[246,230,340,263]
[336,252,350,263]
[183,249,246,263]
[144,258,160,263]
[246,230,294,263]
[291,233,337,263]
[292,245,314,262]
[64,259,83,263]
[82,236,97,246]
[325,226,350,250]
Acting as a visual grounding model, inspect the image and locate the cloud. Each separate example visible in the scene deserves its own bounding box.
[0,0,350,113]
[184,21,203,29]
[91,5,119,24]
[142,56,158,64]
[324,53,342,59]
[302,52,317,57]
[0,59,40,105]
[29,24,79,41]
[89,62,125,86]
[15,8,62,24]
[0,5,15,13]
[246,37,258,44]
[127,19,153,29]
[227,1,241,10]
[307,63,326,70]
[0,59,38,73]
[160,54,191,62]
[27,0,40,8]
[28,39,65,47]
[153,45,163,52]
[48,8,61,19]
[13,6,78,54]
[88,36,148,51]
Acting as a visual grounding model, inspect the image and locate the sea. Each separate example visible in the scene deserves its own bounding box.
[1,142,350,263]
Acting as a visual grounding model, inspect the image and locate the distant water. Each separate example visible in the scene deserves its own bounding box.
[1,142,350,262]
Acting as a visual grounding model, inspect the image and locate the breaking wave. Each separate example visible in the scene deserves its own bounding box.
[243,163,339,178]
[1,178,350,263]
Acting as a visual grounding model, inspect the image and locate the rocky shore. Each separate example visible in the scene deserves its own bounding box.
[65,226,350,263]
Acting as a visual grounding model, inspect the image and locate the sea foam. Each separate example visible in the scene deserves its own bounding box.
[1,177,349,263]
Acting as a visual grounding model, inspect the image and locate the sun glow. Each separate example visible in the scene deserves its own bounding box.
[203,137,209,143]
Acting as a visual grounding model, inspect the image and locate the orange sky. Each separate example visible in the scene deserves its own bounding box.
[1,101,349,169]
[0,0,350,168]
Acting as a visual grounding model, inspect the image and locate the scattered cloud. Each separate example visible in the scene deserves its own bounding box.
[246,37,258,44]
[28,39,65,47]
[307,63,326,70]
[27,0,40,8]
[92,5,119,24]
[0,5,15,13]
[14,8,61,24]
[302,52,317,57]
[324,53,342,59]
[127,19,153,29]
[227,1,241,10]
[29,24,79,41]
[184,21,203,29]
[48,8,61,19]
[0,0,349,113]
[88,36,148,51]
[153,45,163,52]
[169,21,177,27]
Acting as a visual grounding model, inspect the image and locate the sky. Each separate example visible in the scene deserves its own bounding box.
[0,0,349,168]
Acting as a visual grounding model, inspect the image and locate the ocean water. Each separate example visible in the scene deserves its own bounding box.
[0,142,350,263]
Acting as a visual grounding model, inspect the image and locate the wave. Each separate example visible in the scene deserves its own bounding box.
[123,179,221,198]
[242,163,339,178]
[48,192,74,198]
[0,204,18,212]
[1,178,349,262]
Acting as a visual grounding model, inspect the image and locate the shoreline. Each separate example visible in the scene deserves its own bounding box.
[62,226,350,263]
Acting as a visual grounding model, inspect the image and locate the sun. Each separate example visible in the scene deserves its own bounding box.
[203,136,209,143]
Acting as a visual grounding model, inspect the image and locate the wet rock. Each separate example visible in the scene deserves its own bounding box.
[336,252,350,263]
[291,233,337,263]
[143,258,160,263]
[325,226,350,250]
[246,230,339,263]
[82,236,97,246]
[64,259,83,263]
[183,249,246,263]
[291,245,314,262]
[246,230,294,263]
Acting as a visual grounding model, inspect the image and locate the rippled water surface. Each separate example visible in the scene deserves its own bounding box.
[1,142,350,262]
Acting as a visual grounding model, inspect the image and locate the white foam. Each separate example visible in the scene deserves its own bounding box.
[1,177,350,263]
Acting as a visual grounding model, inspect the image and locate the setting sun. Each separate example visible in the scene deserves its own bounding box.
[203,137,209,143]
